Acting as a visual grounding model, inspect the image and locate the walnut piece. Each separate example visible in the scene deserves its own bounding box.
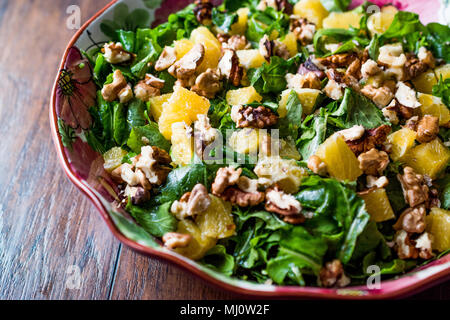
[169,43,205,87]
[394,204,426,234]
[163,232,192,249]
[290,16,316,45]
[319,260,351,288]
[318,52,359,69]
[265,186,305,224]
[415,232,434,259]
[101,69,133,103]
[404,53,428,80]
[221,187,265,207]
[346,124,391,156]
[398,166,429,208]
[155,46,177,71]
[394,230,418,259]
[223,35,250,51]
[417,47,435,69]
[384,98,415,121]
[194,114,218,158]
[307,155,327,176]
[218,49,243,87]
[395,82,421,109]
[378,43,406,68]
[134,73,165,102]
[103,42,133,64]
[361,59,381,78]
[170,184,211,220]
[297,57,326,79]
[286,72,321,90]
[258,0,293,14]
[337,125,365,141]
[361,84,394,107]
[358,148,390,176]
[416,115,439,143]
[193,0,213,24]
[191,68,221,99]
[323,79,344,100]
[366,175,389,189]
[212,167,242,196]
[124,185,151,205]
[230,105,278,129]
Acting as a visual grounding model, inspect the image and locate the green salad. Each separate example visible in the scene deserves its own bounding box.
[82,0,450,288]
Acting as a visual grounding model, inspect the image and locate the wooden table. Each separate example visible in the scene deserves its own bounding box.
[0,0,447,300]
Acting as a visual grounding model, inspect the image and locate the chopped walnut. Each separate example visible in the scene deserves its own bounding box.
[221,187,265,207]
[346,125,391,156]
[398,166,429,208]
[317,52,359,69]
[326,68,360,91]
[273,40,290,59]
[405,115,419,131]
[366,175,389,189]
[258,0,293,14]
[361,84,394,107]
[286,72,321,90]
[415,232,434,259]
[337,125,365,141]
[212,167,242,196]
[194,114,218,158]
[124,185,151,205]
[319,260,351,288]
[223,35,251,51]
[101,69,132,102]
[404,53,428,80]
[191,68,221,99]
[323,79,344,100]
[169,43,205,87]
[394,204,427,234]
[417,47,435,69]
[218,49,243,86]
[384,99,415,122]
[394,230,419,259]
[416,115,439,143]
[395,81,421,109]
[361,59,381,78]
[230,105,278,128]
[297,57,326,80]
[162,232,192,249]
[193,0,213,24]
[382,106,399,125]
[358,148,390,176]
[307,155,327,176]
[134,74,165,102]
[134,146,171,185]
[259,35,273,62]
[155,46,177,71]
[290,16,316,45]
[378,43,406,68]
[103,42,134,64]
[265,186,305,224]
[170,184,211,220]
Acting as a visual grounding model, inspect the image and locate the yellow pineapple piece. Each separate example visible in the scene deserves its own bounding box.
[418,93,450,126]
[236,49,266,69]
[323,11,363,29]
[280,139,301,160]
[360,188,395,222]
[412,70,437,94]
[255,156,308,194]
[279,33,298,57]
[316,134,363,181]
[367,5,398,36]
[230,8,250,35]
[195,195,235,239]
[148,93,172,122]
[158,86,210,139]
[170,122,194,166]
[174,219,217,260]
[387,128,417,161]
[103,147,128,172]
[228,128,261,154]
[174,39,194,59]
[435,64,450,80]
[403,138,450,179]
[426,208,450,252]
[226,86,262,106]
[190,27,221,73]
[279,88,321,117]
[293,0,329,28]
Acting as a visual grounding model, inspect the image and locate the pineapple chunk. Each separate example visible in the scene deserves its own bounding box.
[158,86,210,139]
[280,139,301,160]
[190,27,221,73]
[236,50,266,69]
[226,86,262,106]
[279,33,298,57]
[435,64,450,81]
[323,11,363,29]
[103,147,128,172]
[148,93,172,122]
[412,70,437,94]
[426,208,450,252]
[195,195,235,239]
[316,134,363,181]
[230,8,250,35]
[293,0,329,28]
[174,219,217,260]
[367,5,398,36]
[174,39,194,59]
[387,128,417,161]
[279,88,321,117]
[403,138,450,179]
[360,188,395,222]
[418,93,450,126]
[255,156,308,193]
[228,128,261,154]
[171,122,194,166]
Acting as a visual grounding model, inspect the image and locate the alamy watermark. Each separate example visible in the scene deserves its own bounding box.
[66,5,81,30]
[65,265,82,290]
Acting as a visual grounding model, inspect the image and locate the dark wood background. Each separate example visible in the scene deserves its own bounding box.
[0,0,447,300]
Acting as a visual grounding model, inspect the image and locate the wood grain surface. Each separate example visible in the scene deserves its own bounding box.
[0,0,447,300]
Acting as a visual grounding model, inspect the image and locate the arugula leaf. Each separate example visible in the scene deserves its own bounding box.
[278,90,303,140]
[381,11,424,41]
[117,29,136,52]
[97,91,115,148]
[329,88,389,129]
[126,202,177,237]
[246,7,289,44]
[296,110,328,160]
[436,174,450,210]
[320,0,351,12]
[208,98,231,128]
[127,98,148,128]
[426,23,450,62]
[127,122,171,153]
[212,8,238,33]
[93,54,112,86]
[201,245,235,276]
[432,75,450,109]
[113,102,130,145]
